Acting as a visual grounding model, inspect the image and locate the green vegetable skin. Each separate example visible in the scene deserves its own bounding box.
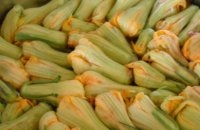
[0,0,54,23]
[0,0,200,130]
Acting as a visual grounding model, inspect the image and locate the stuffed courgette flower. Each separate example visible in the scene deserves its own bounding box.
[148,30,188,66]
[91,0,115,25]
[156,5,198,35]
[0,36,22,59]
[19,0,64,25]
[0,55,29,89]
[127,61,185,93]
[96,22,133,54]
[182,33,200,61]
[25,57,75,81]
[68,38,132,84]
[1,5,23,42]
[57,96,109,130]
[111,0,155,37]
[95,91,136,130]
[146,0,187,28]
[107,0,140,20]
[133,28,154,56]
[189,60,200,78]
[76,71,151,97]
[39,111,70,130]
[179,10,200,45]
[62,17,98,32]
[0,103,52,130]
[43,0,80,30]
[143,50,199,85]
[0,80,21,103]
[128,92,179,130]
[21,78,84,106]
[22,41,70,68]
[1,99,32,122]
[15,24,67,50]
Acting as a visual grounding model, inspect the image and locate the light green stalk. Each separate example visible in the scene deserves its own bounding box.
[1,4,23,42]
[39,111,70,130]
[19,0,64,25]
[43,0,80,30]
[146,0,187,28]
[22,41,70,68]
[62,18,98,32]
[156,5,198,35]
[148,30,188,66]
[25,57,75,80]
[95,91,136,130]
[128,92,180,130]
[1,99,32,122]
[179,10,200,45]
[0,103,52,130]
[76,71,151,97]
[0,36,22,59]
[143,50,199,85]
[74,0,102,21]
[0,55,29,89]
[21,79,84,105]
[68,38,132,84]
[15,24,67,50]
[112,0,155,37]
[133,28,154,56]
[57,96,109,130]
